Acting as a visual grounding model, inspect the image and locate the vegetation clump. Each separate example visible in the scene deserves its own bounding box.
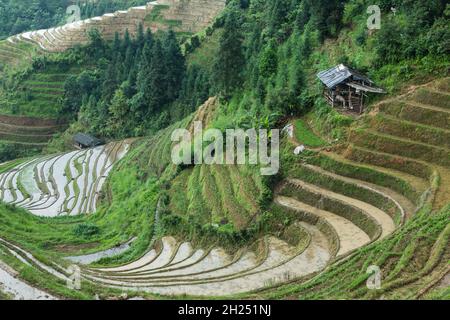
[72,223,100,238]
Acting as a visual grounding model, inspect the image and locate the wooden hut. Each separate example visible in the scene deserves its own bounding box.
[73,133,103,149]
[317,64,385,114]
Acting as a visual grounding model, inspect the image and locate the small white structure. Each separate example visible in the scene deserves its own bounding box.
[294,145,306,155]
[282,124,294,138]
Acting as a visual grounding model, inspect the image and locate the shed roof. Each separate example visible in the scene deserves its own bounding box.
[347,82,386,93]
[73,133,102,147]
[317,64,373,89]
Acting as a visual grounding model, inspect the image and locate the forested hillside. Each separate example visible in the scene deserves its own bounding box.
[0,0,448,301]
[50,0,450,142]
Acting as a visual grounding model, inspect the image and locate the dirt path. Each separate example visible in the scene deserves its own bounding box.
[402,100,450,114]
[371,78,447,112]
[435,271,450,290]
[286,178,396,238]
[275,196,370,257]
[187,97,218,135]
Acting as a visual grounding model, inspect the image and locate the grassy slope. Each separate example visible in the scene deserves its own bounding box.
[293,119,326,148]
[0,3,448,301]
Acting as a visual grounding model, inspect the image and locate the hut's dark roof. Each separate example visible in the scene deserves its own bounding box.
[317,64,373,89]
[73,133,102,147]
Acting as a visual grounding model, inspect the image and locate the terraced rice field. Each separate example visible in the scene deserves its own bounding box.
[346,78,450,209]
[66,122,412,296]
[0,114,65,149]
[0,262,55,300]
[0,141,130,217]
[0,40,37,71]
[0,236,65,299]
[0,96,402,296]
[172,163,263,229]
[66,83,449,296]
[6,5,153,52]
[0,79,448,299]
[79,228,327,296]
[75,79,447,297]
[1,66,80,118]
[7,0,226,53]
[69,148,403,296]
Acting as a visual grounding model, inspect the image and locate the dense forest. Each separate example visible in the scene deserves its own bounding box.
[0,0,448,149]
[62,27,189,137]
[0,0,147,40]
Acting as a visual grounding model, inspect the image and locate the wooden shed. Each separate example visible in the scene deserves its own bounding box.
[317,64,385,114]
[73,133,103,149]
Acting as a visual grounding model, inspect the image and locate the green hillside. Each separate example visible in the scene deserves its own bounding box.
[0,0,448,301]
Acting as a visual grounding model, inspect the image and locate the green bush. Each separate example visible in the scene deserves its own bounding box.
[73,223,100,238]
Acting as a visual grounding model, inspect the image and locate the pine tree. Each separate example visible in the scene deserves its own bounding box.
[267,0,290,40]
[137,23,145,48]
[213,7,245,98]
[87,29,106,59]
[102,59,118,102]
[131,39,166,117]
[163,30,186,102]
[299,26,313,59]
[122,29,131,53]
[145,28,153,47]
[135,42,153,98]
[112,31,121,54]
[116,52,126,83]
[259,40,278,78]
[62,75,80,116]
[108,89,130,138]
[294,1,309,31]
[147,40,167,114]
[123,68,137,98]
[123,45,134,76]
